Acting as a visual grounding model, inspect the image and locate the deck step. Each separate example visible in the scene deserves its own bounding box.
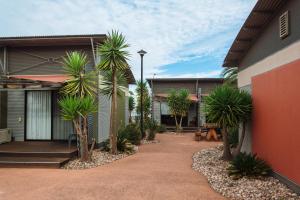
[0,157,70,168]
[0,151,77,158]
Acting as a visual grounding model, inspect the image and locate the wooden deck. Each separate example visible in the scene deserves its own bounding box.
[0,141,77,168]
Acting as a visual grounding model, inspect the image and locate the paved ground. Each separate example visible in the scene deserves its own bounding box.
[0,133,226,200]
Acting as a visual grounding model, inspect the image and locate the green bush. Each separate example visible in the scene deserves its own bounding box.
[227,152,271,179]
[145,120,158,140]
[102,131,134,153]
[119,124,141,145]
[228,127,239,148]
[157,124,167,133]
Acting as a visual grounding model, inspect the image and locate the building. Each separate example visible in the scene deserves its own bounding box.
[223,0,300,192]
[0,34,135,144]
[147,78,223,129]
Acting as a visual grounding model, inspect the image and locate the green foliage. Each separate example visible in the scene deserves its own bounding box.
[96,30,130,72]
[119,124,141,145]
[229,127,239,148]
[145,120,158,140]
[129,96,135,113]
[167,89,191,131]
[221,67,238,86]
[59,96,97,121]
[100,70,128,97]
[102,130,134,153]
[157,124,167,133]
[227,152,271,179]
[135,80,151,119]
[61,51,97,97]
[205,85,252,128]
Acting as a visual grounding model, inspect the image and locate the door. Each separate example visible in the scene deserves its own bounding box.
[26,91,52,140]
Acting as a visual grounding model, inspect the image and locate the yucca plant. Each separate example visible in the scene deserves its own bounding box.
[59,96,97,161]
[221,67,238,86]
[227,152,271,180]
[97,30,130,155]
[205,85,246,160]
[61,51,97,97]
[100,70,128,97]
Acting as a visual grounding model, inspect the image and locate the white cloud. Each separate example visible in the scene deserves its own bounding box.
[0,0,256,80]
[156,70,222,79]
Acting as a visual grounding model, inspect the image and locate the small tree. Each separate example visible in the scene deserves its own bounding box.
[136,80,151,131]
[167,89,191,132]
[128,96,135,123]
[97,30,130,155]
[205,85,252,160]
[59,96,97,161]
[60,51,97,161]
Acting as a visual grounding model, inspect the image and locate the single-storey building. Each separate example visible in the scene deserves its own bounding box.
[0,34,134,150]
[147,78,223,129]
[223,0,300,192]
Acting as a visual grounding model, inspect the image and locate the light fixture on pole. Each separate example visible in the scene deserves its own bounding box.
[138,49,147,137]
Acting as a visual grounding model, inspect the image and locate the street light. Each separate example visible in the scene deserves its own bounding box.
[138,49,147,137]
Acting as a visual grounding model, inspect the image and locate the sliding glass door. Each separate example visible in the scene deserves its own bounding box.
[26,91,52,140]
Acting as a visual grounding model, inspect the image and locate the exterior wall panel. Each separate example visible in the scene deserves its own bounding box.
[252,59,300,185]
[7,91,25,141]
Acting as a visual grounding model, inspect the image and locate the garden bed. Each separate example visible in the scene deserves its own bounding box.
[192,145,300,200]
[62,149,136,170]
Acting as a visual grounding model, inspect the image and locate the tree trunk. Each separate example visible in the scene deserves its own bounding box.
[110,68,118,155]
[174,115,179,132]
[222,126,232,161]
[179,115,183,132]
[80,117,90,161]
[233,122,246,157]
[129,111,132,123]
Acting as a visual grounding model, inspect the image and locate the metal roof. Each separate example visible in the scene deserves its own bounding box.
[223,0,287,68]
[146,77,223,87]
[0,34,106,46]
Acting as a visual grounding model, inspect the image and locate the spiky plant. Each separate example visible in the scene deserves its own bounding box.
[227,152,271,180]
[221,67,238,86]
[97,30,130,154]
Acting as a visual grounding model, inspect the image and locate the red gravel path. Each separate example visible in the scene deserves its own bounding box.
[0,133,226,200]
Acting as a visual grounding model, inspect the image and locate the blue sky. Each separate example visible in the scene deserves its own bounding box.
[0,0,256,80]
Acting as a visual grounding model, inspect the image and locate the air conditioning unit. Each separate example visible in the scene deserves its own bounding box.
[0,129,12,144]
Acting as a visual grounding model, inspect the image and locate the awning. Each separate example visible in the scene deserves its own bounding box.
[155,93,199,102]
[8,75,69,83]
[0,75,69,90]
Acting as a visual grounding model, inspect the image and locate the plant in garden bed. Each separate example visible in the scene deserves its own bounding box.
[118,123,141,145]
[59,51,97,162]
[97,30,130,155]
[205,85,252,160]
[227,152,271,180]
[157,124,166,133]
[167,89,191,132]
[145,120,158,141]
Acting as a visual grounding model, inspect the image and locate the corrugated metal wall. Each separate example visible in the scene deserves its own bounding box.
[7,91,25,141]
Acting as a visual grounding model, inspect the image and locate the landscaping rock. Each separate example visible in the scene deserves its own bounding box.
[141,139,160,144]
[192,145,300,200]
[62,149,135,170]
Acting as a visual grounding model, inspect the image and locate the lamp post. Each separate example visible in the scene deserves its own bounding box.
[138,49,147,137]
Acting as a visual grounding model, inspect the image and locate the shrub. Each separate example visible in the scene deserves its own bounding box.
[227,152,271,179]
[119,124,141,145]
[145,120,158,140]
[157,124,167,133]
[102,131,134,154]
[228,127,239,148]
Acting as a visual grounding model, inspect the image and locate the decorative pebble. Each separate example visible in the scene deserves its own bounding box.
[192,145,300,200]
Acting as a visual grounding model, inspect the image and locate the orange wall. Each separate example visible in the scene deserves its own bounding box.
[252,59,300,184]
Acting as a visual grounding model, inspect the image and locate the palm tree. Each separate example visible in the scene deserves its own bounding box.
[205,85,250,160]
[221,67,238,86]
[59,51,97,161]
[61,51,97,97]
[59,96,97,161]
[97,30,130,154]
[135,80,151,123]
[100,70,128,97]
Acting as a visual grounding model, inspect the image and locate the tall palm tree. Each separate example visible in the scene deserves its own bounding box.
[221,67,238,86]
[100,70,128,97]
[97,30,130,154]
[61,51,97,97]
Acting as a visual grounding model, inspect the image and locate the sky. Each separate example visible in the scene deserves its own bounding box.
[0,0,256,84]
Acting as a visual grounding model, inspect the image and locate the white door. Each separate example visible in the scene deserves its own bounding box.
[26,91,52,140]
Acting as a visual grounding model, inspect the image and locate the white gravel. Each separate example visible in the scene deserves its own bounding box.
[62,149,135,170]
[141,139,160,144]
[192,145,300,200]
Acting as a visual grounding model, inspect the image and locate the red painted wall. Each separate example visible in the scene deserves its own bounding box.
[252,59,300,184]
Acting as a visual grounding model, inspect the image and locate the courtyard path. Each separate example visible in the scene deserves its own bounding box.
[0,133,226,200]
